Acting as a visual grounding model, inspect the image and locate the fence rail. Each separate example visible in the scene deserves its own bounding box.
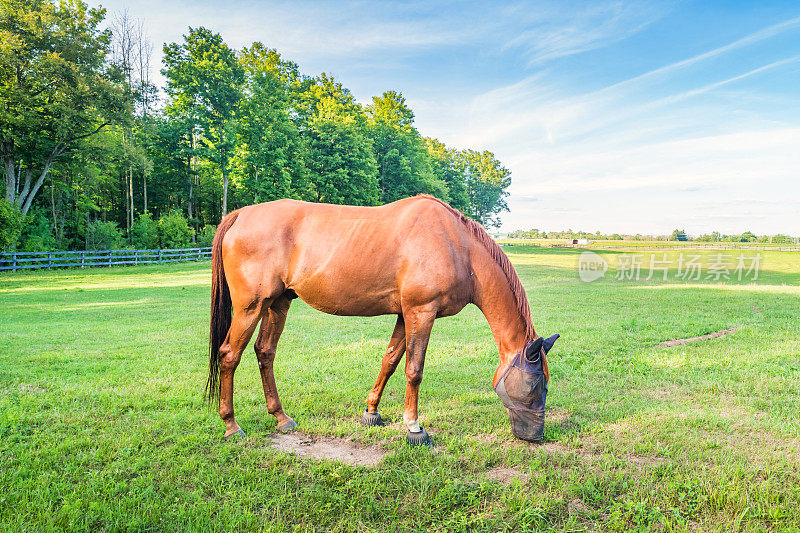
[0,247,212,271]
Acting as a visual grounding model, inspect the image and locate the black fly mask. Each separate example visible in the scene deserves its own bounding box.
[494,334,559,442]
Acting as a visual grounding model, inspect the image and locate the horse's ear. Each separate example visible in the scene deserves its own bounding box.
[524,337,544,360]
[542,334,560,354]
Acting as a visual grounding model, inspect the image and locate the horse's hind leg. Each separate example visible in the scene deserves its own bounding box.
[253,294,296,432]
[362,315,406,426]
[218,306,263,438]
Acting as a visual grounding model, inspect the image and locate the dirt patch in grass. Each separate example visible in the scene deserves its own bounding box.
[568,498,592,517]
[484,466,530,485]
[541,440,602,464]
[19,383,46,393]
[730,432,800,466]
[659,327,739,347]
[268,432,387,467]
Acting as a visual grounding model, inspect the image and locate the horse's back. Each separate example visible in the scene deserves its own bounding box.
[222,197,474,316]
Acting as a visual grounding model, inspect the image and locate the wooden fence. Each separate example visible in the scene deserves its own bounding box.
[0,247,212,271]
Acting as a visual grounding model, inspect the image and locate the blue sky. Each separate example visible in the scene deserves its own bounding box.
[98,0,800,235]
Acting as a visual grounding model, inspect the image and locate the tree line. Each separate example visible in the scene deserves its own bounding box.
[508,227,798,243]
[0,0,511,251]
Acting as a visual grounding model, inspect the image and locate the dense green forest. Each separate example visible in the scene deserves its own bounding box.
[0,0,511,251]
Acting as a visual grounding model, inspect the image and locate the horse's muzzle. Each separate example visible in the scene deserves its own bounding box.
[507,402,546,442]
[494,342,549,443]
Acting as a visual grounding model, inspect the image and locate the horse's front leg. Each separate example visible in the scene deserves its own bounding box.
[402,308,436,445]
[361,315,406,426]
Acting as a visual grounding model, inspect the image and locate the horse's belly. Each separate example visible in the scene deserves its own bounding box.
[294,286,400,317]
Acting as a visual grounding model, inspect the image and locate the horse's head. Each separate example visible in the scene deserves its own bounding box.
[494,334,559,442]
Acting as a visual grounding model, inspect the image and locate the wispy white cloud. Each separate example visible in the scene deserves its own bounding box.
[646,56,800,106]
[502,1,669,65]
[450,50,800,153]
[606,13,800,91]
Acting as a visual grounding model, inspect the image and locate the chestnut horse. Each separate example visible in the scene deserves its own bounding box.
[207,195,552,444]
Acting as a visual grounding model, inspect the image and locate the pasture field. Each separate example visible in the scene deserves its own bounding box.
[1,246,799,531]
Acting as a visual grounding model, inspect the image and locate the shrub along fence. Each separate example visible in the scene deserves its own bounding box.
[0,247,212,271]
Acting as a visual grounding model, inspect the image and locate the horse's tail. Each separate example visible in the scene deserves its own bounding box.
[205,210,240,404]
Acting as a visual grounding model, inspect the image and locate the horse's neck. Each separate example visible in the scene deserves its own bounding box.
[470,249,529,365]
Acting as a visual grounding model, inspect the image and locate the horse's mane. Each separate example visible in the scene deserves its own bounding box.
[417,195,536,340]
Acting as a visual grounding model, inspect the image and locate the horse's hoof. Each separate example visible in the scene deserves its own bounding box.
[360,410,384,427]
[224,428,246,440]
[276,418,298,433]
[406,428,432,447]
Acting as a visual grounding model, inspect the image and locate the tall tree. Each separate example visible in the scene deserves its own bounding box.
[305,96,379,205]
[426,138,469,213]
[462,149,511,228]
[295,73,361,126]
[367,91,446,203]
[235,43,312,204]
[148,115,195,219]
[109,9,155,227]
[162,27,243,216]
[0,0,128,215]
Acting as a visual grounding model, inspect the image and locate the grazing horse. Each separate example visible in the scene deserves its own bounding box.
[207,195,558,445]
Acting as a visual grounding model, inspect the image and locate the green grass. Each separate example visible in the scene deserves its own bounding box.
[1,246,799,531]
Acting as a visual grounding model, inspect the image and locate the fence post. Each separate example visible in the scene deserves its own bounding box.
[81,252,85,268]
[12,253,17,272]
[108,250,112,267]
[178,249,183,262]
[47,252,52,269]
[134,250,138,265]
[158,249,162,264]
